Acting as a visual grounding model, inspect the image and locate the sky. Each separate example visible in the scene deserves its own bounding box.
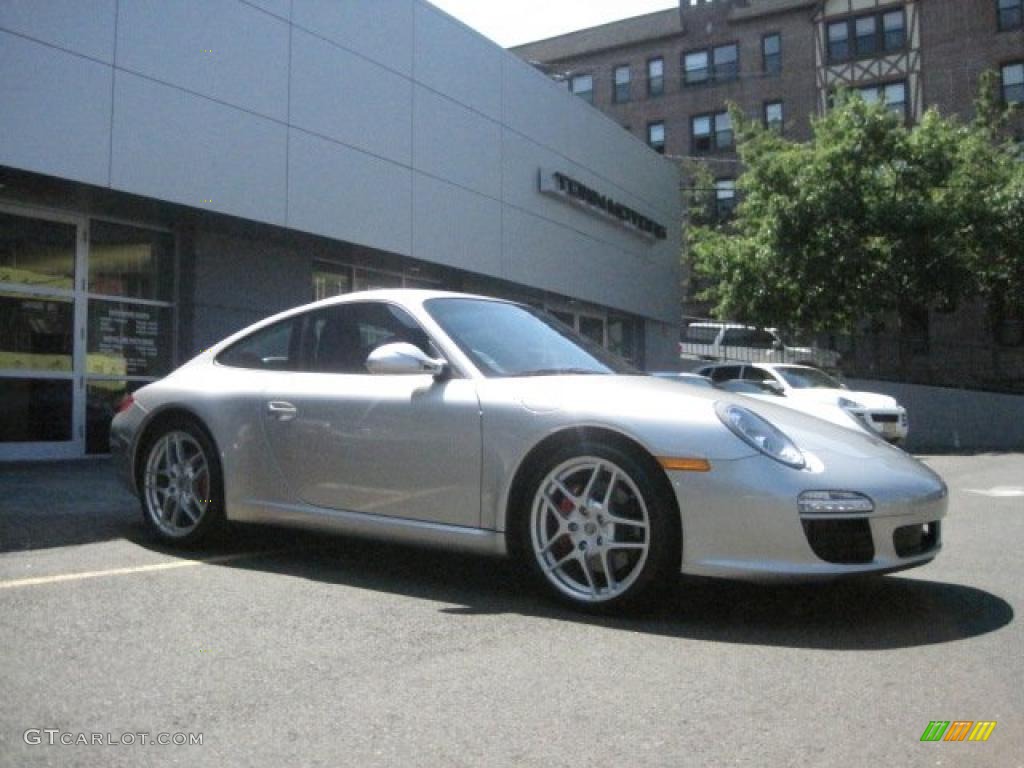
[425,0,678,48]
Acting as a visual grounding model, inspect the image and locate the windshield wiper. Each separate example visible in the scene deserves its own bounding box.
[516,368,610,377]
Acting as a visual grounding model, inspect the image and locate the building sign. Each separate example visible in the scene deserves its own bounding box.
[539,169,668,241]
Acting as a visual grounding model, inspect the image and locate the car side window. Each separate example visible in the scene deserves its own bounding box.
[709,365,742,382]
[683,326,719,344]
[748,330,776,349]
[304,302,435,374]
[742,366,773,382]
[216,317,301,370]
[720,329,748,347]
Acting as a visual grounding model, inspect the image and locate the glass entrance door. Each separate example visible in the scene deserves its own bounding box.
[0,207,85,460]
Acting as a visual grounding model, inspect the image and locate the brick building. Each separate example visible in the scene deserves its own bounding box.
[513,0,1022,161]
[513,0,1022,228]
[512,0,1024,389]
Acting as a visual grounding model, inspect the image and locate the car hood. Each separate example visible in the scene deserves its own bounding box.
[735,393,863,433]
[475,375,913,467]
[790,388,900,410]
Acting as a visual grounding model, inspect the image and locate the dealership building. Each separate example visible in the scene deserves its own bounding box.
[0,0,681,461]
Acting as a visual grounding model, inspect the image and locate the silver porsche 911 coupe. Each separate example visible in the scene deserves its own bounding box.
[111,290,947,610]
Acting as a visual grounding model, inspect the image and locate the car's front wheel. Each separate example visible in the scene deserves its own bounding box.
[516,443,680,611]
[139,417,224,545]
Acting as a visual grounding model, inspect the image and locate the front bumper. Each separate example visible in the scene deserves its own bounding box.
[669,450,946,580]
[860,408,909,442]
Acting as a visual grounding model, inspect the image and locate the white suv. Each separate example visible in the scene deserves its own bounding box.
[680,322,841,371]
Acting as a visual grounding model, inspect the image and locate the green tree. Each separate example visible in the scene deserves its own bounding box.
[689,81,1024,337]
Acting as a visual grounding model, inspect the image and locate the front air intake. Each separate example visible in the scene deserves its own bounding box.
[801,519,875,564]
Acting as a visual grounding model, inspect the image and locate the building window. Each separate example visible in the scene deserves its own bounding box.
[858,81,908,117]
[647,121,666,154]
[1003,62,1024,104]
[713,43,739,82]
[684,51,709,85]
[647,57,664,97]
[683,43,738,86]
[855,16,878,57]
[692,111,733,154]
[715,111,734,149]
[714,179,737,220]
[692,116,712,153]
[828,10,906,62]
[883,10,906,49]
[569,74,593,104]
[827,21,849,61]
[998,0,1023,30]
[613,65,631,103]
[764,101,784,132]
[762,33,781,75]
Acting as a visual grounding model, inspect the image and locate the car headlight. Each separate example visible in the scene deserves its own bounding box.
[715,402,805,469]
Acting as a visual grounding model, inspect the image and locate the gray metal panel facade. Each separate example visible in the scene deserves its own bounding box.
[0,0,117,62]
[0,0,681,366]
[111,71,289,225]
[116,0,291,122]
[0,29,113,186]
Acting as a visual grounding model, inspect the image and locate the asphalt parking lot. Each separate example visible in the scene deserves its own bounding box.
[0,454,1020,767]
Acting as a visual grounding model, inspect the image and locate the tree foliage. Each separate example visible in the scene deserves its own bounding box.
[689,77,1024,335]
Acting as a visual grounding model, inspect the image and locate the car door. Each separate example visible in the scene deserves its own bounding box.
[260,300,482,528]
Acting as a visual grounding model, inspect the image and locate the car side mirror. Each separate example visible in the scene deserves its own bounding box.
[771,340,783,351]
[764,380,785,395]
[366,342,448,377]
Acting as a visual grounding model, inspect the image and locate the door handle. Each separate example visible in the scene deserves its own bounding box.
[266,401,298,421]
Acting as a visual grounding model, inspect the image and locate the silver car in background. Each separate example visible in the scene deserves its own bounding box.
[111,291,947,611]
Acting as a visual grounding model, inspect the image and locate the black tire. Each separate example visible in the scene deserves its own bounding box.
[510,441,681,612]
[137,415,225,545]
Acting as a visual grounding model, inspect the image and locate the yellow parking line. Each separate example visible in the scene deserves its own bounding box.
[0,550,284,590]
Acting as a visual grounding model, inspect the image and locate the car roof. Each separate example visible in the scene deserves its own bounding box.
[686,322,751,329]
[304,288,504,308]
[197,289,522,361]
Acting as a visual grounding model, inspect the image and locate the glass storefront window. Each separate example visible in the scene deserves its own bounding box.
[578,315,606,346]
[87,299,172,377]
[313,261,352,301]
[0,378,72,442]
[549,310,575,329]
[353,268,404,292]
[0,293,73,372]
[404,275,441,290]
[88,220,174,301]
[0,211,76,290]
[608,316,638,365]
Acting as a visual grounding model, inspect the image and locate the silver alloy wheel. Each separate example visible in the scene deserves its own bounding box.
[143,430,211,538]
[530,456,651,603]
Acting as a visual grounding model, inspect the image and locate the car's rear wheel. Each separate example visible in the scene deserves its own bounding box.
[139,417,224,544]
[516,443,679,611]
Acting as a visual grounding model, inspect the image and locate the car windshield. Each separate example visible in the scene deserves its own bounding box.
[424,297,636,378]
[774,366,844,389]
